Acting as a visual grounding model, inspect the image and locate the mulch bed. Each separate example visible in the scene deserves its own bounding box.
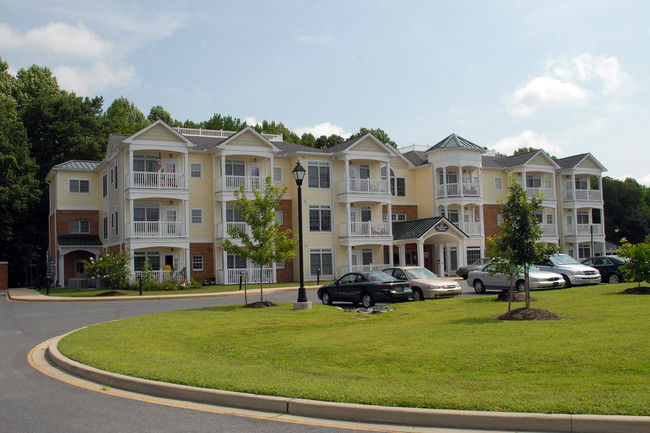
[495,293,536,302]
[245,300,278,308]
[96,291,127,296]
[622,286,650,294]
[496,307,562,321]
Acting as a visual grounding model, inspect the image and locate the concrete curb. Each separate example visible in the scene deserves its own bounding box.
[6,286,306,302]
[46,335,649,433]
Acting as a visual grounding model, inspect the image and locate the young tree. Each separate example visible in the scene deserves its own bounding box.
[618,236,650,288]
[490,173,558,309]
[84,251,132,291]
[220,177,298,303]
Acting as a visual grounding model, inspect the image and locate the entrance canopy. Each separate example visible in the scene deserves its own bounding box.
[392,216,468,245]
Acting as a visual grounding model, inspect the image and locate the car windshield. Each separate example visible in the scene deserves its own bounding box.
[550,255,580,265]
[473,258,491,266]
[365,271,397,282]
[405,267,438,279]
[529,265,540,272]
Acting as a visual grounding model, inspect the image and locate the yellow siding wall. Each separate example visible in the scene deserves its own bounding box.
[482,169,507,203]
[189,153,214,239]
[57,170,100,209]
[138,125,185,143]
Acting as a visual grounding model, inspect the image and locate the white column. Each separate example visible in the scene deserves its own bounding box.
[442,167,447,197]
[347,245,353,273]
[388,243,394,266]
[417,241,425,267]
[398,244,406,266]
[438,244,445,276]
[445,243,451,276]
[478,167,483,197]
[346,202,352,238]
[460,165,464,197]
[185,248,191,282]
[387,203,393,236]
[460,206,465,232]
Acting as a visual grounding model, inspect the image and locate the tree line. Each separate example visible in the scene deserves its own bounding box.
[0,57,648,286]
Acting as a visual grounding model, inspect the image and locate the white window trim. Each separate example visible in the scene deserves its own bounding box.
[69,179,90,194]
[273,166,282,183]
[495,177,502,190]
[190,208,203,225]
[192,255,204,271]
[190,163,203,180]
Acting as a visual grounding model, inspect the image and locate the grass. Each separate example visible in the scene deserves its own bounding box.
[58,283,649,416]
[42,280,330,297]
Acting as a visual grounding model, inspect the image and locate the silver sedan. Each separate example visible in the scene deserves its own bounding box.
[468,264,565,293]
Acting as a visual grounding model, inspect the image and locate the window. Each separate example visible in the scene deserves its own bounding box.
[467,247,481,264]
[577,211,590,225]
[191,209,203,225]
[362,248,373,265]
[102,174,107,197]
[544,179,552,189]
[190,163,202,179]
[381,167,406,197]
[575,177,588,190]
[310,249,333,276]
[103,214,108,239]
[225,160,245,176]
[273,167,282,182]
[307,162,330,188]
[70,220,90,234]
[114,210,119,235]
[359,164,370,179]
[526,175,541,188]
[276,210,284,225]
[533,210,543,224]
[134,203,160,223]
[546,214,554,225]
[309,205,331,232]
[227,253,247,269]
[133,155,161,173]
[192,255,204,271]
[383,213,406,221]
[74,260,85,275]
[69,179,90,193]
[494,177,502,190]
[447,209,459,224]
[114,166,118,189]
[134,252,160,271]
[578,244,591,259]
[497,213,504,225]
[275,260,284,269]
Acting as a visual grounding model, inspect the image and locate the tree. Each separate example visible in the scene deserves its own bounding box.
[489,173,558,310]
[220,177,298,303]
[349,127,397,148]
[84,251,132,290]
[603,177,650,245]
[105,97,149,134]
[618,236,650,288]
[148,105,175,126]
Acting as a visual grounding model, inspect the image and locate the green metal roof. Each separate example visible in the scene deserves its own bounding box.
[392,217,443,241]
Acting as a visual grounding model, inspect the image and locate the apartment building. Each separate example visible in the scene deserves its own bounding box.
[46,121,607,287]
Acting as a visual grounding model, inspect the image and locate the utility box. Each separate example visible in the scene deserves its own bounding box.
[0,262,8,291]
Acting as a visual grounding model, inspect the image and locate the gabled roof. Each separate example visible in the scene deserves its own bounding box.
[392,216,468,241]
[402,150,428,167]
[51,160,102,171]
[57,235,103,246]
[124,119,192,146]
[324,134,369,154]
[498,149,560,169]
[426,134,484,152]
[555,153,607,171]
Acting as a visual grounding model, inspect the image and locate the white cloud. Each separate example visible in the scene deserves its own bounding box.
[492,130,562,156]
[244,116,260,126]
[54,62,137,96]
[295,122,351,138]
[507,53,632,117]
[639,174,650,187]
[0,22,112,59]
[508,76,590,117]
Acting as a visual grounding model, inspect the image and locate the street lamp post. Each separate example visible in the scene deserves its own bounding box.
[292,161,311,309]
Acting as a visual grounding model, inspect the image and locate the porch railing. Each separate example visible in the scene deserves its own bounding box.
[526,187,555,200]
[338,178,390,195]
[562,189,602,202]
[563,223,604,236]
[132,172,184,189]
[223,267,275,285]
[132,269,185,284]
[127,221,186,238]
[461,222,482,235]
[215,175,263,192]
[436,182,480,198]
[217,222,251,239]
[339,222,390,237]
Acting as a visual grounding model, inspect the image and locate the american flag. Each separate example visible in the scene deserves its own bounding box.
[156,153,163,172]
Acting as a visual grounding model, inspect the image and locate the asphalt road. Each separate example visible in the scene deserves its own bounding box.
[0,285,505,433]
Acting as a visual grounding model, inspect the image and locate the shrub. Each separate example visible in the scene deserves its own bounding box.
[84,251,131,290]
[618,236,650,287]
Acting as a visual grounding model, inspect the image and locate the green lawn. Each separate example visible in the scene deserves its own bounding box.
[43,280,329,297]
[58,283,649,415]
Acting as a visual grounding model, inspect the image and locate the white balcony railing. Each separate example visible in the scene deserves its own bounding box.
[563,224,604,236]
[526,187,555,200]
[339,222,390,237]
[215,175,263,192]
[132,172,184,189]
[461,222,482,236]
[133,269,185,284]
[338,178,390,195]
[127,221,186,238]
[562,189,602,202]
[339,264,390,275]
[540,225,557,236]
[217,222,251,239]
[223,267,275,285]
[436,182,480,198]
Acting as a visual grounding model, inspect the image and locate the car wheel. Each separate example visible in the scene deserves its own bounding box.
[516,280,526,292]
[412,289,424,301]
[562,275,572,288]
[473,280,486,294]
[361,293,375,308]
[608,273,621,284]
[321,290,332,305]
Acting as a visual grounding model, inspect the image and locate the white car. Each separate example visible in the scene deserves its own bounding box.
[383,266,462,301]
[468,263,565,293]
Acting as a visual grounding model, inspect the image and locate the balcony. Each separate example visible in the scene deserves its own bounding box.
[215,175,263,193]
[539,225,557,236]
[562,189,602,202]
[339,222,390,238]
[526,187,555,201]
[436,182,480,198]
[338,178,390,195]
[132,172,185,189]
[563,224,604,236]
[127,221,186,238]
[133,269,185,284]
[460,222,481,236]
[217,222,251,239]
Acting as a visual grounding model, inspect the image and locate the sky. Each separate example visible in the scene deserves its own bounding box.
[1,0,649,185]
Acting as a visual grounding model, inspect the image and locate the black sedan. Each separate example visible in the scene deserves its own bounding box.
[581,255,627,284]
[317,271,412,308]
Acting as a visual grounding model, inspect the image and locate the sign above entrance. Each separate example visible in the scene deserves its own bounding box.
[435,223,449,232]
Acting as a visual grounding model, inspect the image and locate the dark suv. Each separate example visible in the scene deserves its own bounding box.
[581,256,626,284]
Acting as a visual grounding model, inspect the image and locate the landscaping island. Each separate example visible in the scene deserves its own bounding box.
[58,283,649,416]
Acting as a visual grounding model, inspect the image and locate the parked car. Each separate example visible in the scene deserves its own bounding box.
[456,257,492,279]
[581,255,627,284]
[468,263,565,293]
[382,266,461,300]
[317,271,412,308]
[534,254,601,287]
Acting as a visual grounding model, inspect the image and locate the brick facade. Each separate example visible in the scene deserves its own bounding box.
[56,210,100,236]
[483,204,503,241]
[275,199,295,282]
[190,243,214,283]
[63,250,95,284]
[382,204,418,221]
[0,262,8,290]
